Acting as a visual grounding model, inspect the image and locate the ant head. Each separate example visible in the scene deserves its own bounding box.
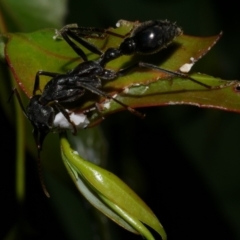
[26,95,55,150]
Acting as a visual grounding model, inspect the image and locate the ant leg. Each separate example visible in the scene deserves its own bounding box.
[138,62,231,90]
[74,81,145,119]
[116,62,139,76]
[54,102,78,134]
[60,28,103,61]
[60,24,131,41]
[95,102,106,120]
[61,30,87,62]
[59,25,106,38]
[82,103,105,120]
[68,25,133,39]
[116,61,230,90]
[33,71,60,95]
[8,88,27,117]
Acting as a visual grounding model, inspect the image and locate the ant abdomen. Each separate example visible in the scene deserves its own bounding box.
[119,20,183,55]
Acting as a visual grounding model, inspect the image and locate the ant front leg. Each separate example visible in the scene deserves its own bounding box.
[60,27,103,62]
[33,71,60,95]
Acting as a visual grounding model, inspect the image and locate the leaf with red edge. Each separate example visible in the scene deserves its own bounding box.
[4,20,240,126]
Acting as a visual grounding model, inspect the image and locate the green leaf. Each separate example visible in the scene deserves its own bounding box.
[60,132,166,240]
[0,0,67,31]
[4,20,239,127]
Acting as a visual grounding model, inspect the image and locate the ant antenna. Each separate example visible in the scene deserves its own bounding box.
[36,147,50,198]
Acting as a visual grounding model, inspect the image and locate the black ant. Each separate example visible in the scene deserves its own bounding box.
[9,20,222,196]
[25,20,183,151]
[17,20,180,146]
[11,19,158,195]
[27,20,182,140]
[58,19,227,89]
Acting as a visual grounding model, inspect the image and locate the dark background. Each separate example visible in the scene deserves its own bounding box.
[1,0,240,239]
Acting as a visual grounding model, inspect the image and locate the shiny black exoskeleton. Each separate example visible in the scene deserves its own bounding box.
[115,20,182,55]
